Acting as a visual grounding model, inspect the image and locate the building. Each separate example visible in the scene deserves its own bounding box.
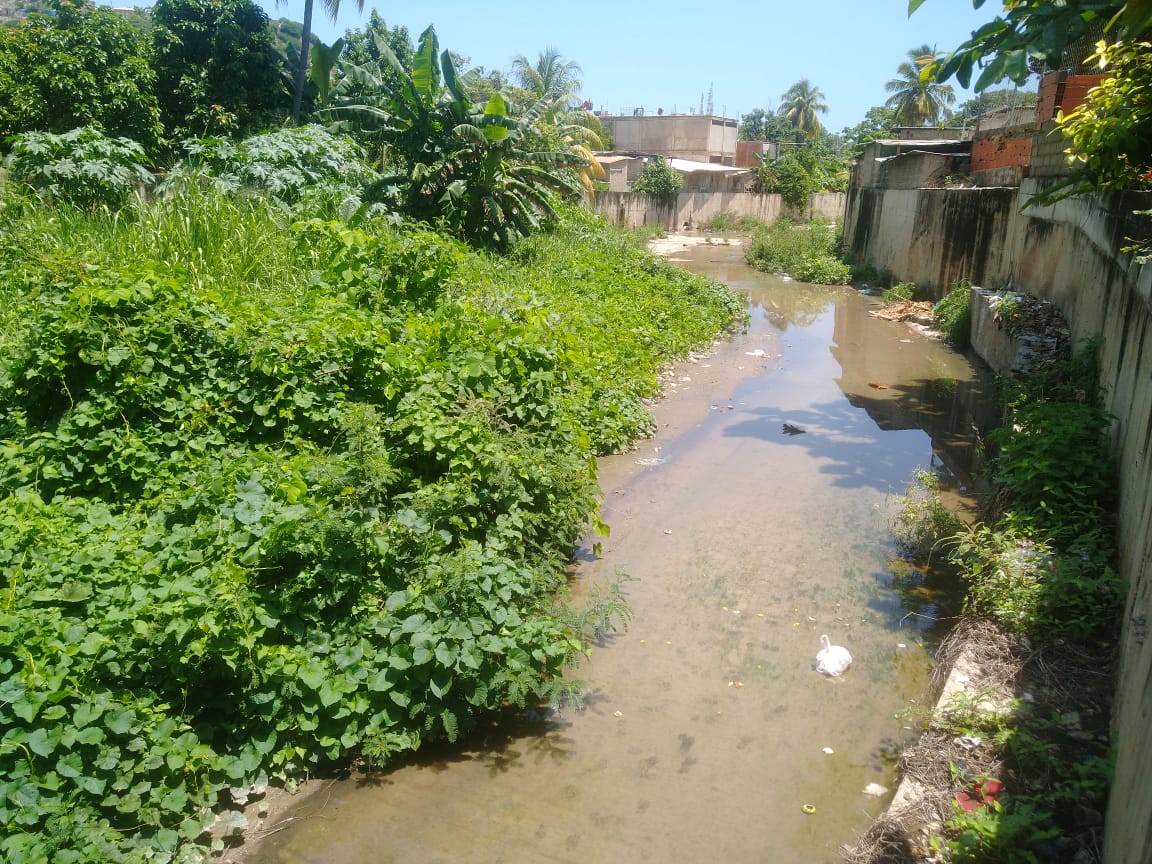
[599,114,739,165]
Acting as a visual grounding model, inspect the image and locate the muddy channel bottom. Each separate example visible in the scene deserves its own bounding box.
[239,239,992,864]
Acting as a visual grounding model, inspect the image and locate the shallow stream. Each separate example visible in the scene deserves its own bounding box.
[242,239,994,864]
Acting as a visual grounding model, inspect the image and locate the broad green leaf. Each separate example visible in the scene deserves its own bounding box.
[26,726,59,757]
[298,661,326,691]
[56,752,84,778]
[104,707,135,735]
[334,644,363,670]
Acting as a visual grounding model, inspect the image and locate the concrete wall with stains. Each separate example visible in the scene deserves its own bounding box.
[844,178,1152,864]
[593,190,844,230]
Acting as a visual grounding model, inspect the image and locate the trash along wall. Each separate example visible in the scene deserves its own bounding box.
[845,177,1152,864]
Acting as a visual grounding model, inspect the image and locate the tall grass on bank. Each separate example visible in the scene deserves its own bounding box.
[744,216,851,284]
[0,189,742,863]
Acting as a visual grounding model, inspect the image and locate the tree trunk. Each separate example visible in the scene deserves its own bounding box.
[290,0,314,125]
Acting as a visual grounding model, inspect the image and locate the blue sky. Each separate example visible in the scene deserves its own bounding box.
[267,0,1008,133]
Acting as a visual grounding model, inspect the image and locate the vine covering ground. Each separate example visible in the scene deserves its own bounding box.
[0,192,743,862]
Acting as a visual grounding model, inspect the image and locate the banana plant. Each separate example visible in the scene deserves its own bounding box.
[308,37,344,109]
[320,25,590,251]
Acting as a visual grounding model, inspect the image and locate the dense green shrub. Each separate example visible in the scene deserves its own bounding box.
[4,127,153,210]
[150,0,289,141]
[744,217,850,284]
[0,190,741,862]
[631,157,683,201]
[953,340,1119,639]
[0,1,163,155]
[163,126,376,205]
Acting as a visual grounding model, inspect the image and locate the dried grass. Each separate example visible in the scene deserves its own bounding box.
[843,615,1115,864]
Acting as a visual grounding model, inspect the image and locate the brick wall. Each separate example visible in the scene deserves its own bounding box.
[1036,70,1106,120]
[971,130,1034,174]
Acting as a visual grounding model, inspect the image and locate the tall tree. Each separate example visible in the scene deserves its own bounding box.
[778,79,828,137]
[884,44,955,126]
[152,0,287,141]
[0,0,162,154]
[841,106,897,159]
[289,0,364,124]
[739,108,803,142]
[511,47,582,106]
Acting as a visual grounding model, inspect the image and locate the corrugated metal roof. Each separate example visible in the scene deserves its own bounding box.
[667,158,748,175]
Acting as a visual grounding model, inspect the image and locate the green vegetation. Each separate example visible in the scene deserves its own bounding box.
[162,125,376,205]
[4,127,153,210]
[151,0,287,142]
[881,280,929,303]
[1056,39,1152,194]
[0,0,163,154]
[745,217,851,284]
[933,282,973,347]
[327,25,590,251]
[700,209,765,232]
[748,136,848,206]
[922,672,1110,864]
[840,106,897,161]
[778,79,828,137]
[890,339,1120,862]
[896,340,1119,639]
[883,44,955,126]
[737,108,801,143]
[914,0,1150,91]
[889,468,965,562]
[631,157,683,201]
[0,162,741,862]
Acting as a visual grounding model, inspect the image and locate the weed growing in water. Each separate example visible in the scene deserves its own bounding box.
[888,468,966,563]
[744,216,851,284]
[934,281,973,347]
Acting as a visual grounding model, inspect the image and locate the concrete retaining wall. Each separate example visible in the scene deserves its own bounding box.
[844,178,1152,864]
[593,190,845,230]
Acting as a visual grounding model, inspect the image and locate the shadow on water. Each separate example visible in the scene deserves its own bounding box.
[238,238,997,864]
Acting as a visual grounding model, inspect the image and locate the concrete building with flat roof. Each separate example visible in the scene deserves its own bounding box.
[599,114,738,165]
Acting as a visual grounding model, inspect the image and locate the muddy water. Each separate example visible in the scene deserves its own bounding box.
[243,241,992,864]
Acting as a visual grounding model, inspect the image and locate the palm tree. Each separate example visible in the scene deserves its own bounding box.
[884,44,956,126]
[778,79,828,137]
[289,0,365,125]
[511,48,583,106]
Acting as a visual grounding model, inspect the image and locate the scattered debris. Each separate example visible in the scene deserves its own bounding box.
[863,783,890,797]
[869,300,935,326]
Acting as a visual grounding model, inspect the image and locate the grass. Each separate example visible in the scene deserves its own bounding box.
[700,209,766,232]
[744,216,851,284]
